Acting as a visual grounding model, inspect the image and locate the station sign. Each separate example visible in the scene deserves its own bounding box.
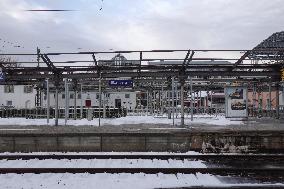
[109,80,133,87]
[0,68,5,82]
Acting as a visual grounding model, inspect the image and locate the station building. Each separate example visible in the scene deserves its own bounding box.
[0,84,137,111]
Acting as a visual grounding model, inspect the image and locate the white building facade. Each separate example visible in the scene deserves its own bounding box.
[0,85,137,110]
[0,85,36,108]
[42,90,137,110]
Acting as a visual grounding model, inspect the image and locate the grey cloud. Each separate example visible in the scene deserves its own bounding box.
[0,0,283,63]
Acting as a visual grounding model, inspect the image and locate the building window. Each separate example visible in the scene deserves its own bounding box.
[70,94,74,99]
[6,101,12,106]
[62,94,65,99]
[78,94,81,99]
[96,94,100,99]
[24,85,33,93]
[4,85,14,93]
[125,94,130,98]
[106,93,110,98]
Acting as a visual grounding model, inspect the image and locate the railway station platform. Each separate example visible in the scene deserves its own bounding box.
[0,117,283,153]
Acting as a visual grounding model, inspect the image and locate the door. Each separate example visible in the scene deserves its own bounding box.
[115,99,121,108]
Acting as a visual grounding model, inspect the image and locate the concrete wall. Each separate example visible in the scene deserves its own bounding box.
[0,131,283,153]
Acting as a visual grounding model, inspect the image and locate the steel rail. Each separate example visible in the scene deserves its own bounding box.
[157,186,284,189]
[0,167,283,175]
[0,154,283,160]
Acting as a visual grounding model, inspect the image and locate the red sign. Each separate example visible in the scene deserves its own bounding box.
[85,100,91,107]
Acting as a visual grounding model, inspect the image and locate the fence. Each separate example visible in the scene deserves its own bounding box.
[0,107,127,119]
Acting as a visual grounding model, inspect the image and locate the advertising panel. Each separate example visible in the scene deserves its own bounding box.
[225,86,248,118]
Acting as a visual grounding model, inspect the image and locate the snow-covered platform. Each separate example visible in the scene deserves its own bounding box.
[0,116,283,153]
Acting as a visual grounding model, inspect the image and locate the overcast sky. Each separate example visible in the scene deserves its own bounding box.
[0,0,283,62]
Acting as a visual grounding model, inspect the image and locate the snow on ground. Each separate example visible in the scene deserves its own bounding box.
[0,151,216,189]
[0,173,222,189]
[0,173,283,189]
[0,115,243,126]
[0,152,282,188]
[0,159,206,168]
[0,158,206,168]
[0,152,204,169]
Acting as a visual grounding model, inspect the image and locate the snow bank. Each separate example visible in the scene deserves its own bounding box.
[0,158,206,168]
[0,173,222,189]
[0,115,243,126]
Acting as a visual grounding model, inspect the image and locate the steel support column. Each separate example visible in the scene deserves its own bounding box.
[55,87,59,126]
[46,79,50,124]
[65,78,69,125]
[172,77,175,126]
[268,83,272,117]
[276,84,280,119]
[180,80,185,127]
[80,84,83,119]
[190,77,194,121]
[99,77,102,126]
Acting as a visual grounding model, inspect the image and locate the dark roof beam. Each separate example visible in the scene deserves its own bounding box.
[40,54,57,72]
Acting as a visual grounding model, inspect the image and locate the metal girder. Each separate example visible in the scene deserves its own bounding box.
[1,64,280,75]
[92,53,98,66]
[40,54,57,71]
[0,62,4,69]
[6,70,279,81]
[234,50,250,68]
[180,50,195,80]
[1,48,283,88]
[182,50,191,66]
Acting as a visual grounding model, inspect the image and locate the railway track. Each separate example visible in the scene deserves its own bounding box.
[0,154,283,160]
[157,186,284,189]
[0,154,283,187]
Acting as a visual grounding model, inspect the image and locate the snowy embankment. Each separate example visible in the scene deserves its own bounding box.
[0,115,243,126]
[0,158,206,168]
